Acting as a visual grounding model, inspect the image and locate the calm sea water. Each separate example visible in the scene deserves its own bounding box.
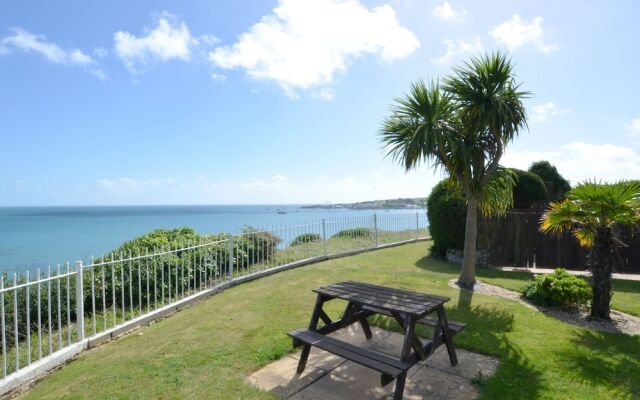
[0,205,423,273]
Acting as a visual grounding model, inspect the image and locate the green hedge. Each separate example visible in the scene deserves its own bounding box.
[87,228,281,313]
[426,178,466,257]
[290,233,321,246]
[1,227,282,352]
[528,161,571,202]
[511,169,547,209]
[331,228,371,238]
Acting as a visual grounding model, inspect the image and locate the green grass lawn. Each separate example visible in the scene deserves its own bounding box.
[16,242,640,399]
[473,268,640,317]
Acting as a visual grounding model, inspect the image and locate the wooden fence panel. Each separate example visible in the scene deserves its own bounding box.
[479,211,640,273]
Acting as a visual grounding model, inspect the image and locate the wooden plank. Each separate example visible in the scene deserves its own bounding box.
[341,281,449,303]
[326,284,437,311]
[315,287,424,314]
[361,305,466,334]
[314,286,428,315]
[318,284,437,312]
[329,283,439,309]
[288,329,411,376]
[480,210,640,272]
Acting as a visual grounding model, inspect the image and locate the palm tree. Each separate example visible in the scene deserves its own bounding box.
[540,181,640,319]
[380,53,529,288]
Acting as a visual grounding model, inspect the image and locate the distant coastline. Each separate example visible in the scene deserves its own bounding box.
[302,197,426,210]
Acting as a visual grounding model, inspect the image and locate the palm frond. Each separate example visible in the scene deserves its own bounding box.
[478,166,515,216]
[379,80,457,172]
[540,181,640,248]
[573,228,595,247]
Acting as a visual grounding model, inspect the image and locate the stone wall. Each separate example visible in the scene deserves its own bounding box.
[446,249,490,267]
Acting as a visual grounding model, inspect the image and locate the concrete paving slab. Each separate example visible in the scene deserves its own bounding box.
[423,347,499,381]
[290,361,391,400]
[245,355,327,398]
[327,323,392,347]
[248,328,498,399]
[287,346,346,372]
[382,365,481,400]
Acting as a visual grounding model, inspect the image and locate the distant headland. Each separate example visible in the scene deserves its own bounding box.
[302,197,426,210]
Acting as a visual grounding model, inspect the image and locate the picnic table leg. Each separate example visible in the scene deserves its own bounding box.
[359,316,373,340]
[339,302,372,340]
[437,304,458,366]
[353,304,373,339]
[297,294,325,374]
[393,315,416,400]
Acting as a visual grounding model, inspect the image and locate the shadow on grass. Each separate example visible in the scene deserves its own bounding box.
[448,289,543,399]
[557,329,640,398]
[613,278,640,294]
[371,283,544,399]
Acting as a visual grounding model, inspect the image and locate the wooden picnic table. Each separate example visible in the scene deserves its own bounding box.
[289,280,465,400]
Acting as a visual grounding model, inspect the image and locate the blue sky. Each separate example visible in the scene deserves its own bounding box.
[1,0,639,206]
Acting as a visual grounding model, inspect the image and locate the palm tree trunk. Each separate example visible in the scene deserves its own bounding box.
[589,229,615,320]
[458,197,478,288]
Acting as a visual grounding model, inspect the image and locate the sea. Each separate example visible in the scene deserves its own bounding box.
[0,205,424,273]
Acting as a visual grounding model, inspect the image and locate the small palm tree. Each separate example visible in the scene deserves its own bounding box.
[380,53,528,287]
[540,181,640,319]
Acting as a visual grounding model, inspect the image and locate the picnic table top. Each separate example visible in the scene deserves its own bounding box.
[313,280,450,317]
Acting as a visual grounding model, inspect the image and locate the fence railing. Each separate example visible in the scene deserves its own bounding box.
[0,211,428,385]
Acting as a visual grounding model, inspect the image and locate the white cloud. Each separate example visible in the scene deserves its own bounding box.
[502,142,640,183]
[91,69,108,81]
[96,177,177,192]
[0,28,105,78]
[432,36,482,65]
[69,49,93,65]
[314,88,335,101]
[211,72,227,82]
[91,169,438,205]
[625,118,640,137]
[531,102,569,123]
[198,34,220,47]
[114,13,198,73]
[433,2,466,22]
[490,14,557,53]
[209,0,419,98]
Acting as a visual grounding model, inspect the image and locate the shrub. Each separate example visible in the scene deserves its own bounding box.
[86,229,281,326]
[290,233,321,246]
[426,178,466,257]
[522,268,591,310]
[1,227,283,353]
[511,169,547,209]
[528,161,571,201]
[331,228,371,238]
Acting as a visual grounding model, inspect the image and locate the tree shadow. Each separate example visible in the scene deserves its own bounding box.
[371,284,543,398]
[446,290,543,398]
[555,329,640,398]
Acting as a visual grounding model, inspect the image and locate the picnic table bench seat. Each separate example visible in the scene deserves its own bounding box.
[288,329,412,382]
[360,305,466,336]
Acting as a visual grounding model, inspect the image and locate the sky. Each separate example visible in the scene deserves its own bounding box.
[1,0,639,206]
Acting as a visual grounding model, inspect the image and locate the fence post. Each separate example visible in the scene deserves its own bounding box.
[415,212,420,240]
[373,213,379,248]
[322,219,328,256]
[75,261,84,341]
[228,236,234,279]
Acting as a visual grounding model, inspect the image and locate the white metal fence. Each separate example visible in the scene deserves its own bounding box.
[0,212,428,385]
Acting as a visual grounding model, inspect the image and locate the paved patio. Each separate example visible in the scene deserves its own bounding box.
[246,325,498,399]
